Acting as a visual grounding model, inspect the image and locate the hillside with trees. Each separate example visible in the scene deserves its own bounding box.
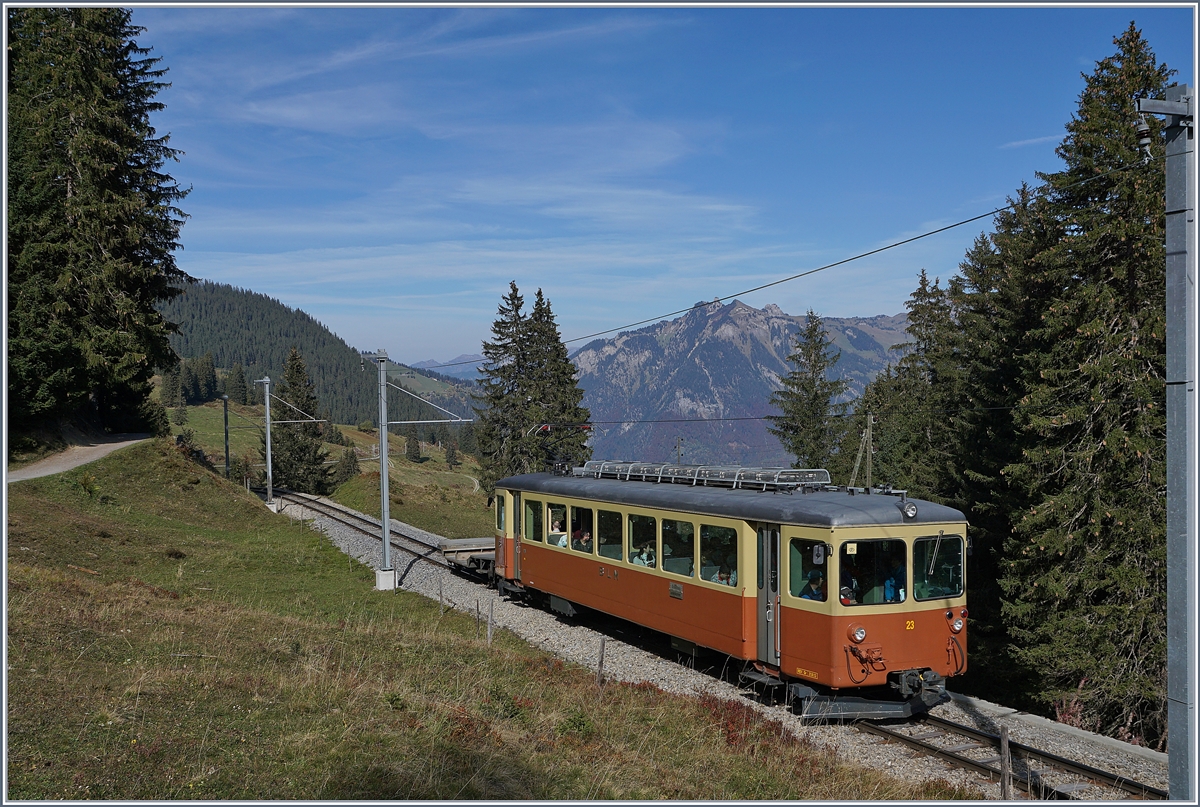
[822,25,1171,748]
[156,280,476,448]
[7,8,189,441]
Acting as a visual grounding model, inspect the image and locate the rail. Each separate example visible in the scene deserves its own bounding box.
[855,714,1167,800]
[266,489,453,572]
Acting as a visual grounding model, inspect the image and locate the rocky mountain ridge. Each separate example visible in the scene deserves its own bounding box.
[571,300,909,467]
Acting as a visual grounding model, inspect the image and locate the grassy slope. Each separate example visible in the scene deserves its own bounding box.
[6,440,975,800]
[165,402,492,539]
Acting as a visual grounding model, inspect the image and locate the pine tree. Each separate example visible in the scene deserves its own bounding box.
[180,361,199,405]
[195,352,217,401]
[226,363,248,406]
[404,424,422,462]
[997,25,1171,745]
[160,363,181,408]
[766,310,849,471]
[526,289,592,470]
[264,347,330,494]
[474,282,530,492]
[473,283,591,491]
[7,8,190,432]
[330,447,360,487]
[445,441,459,469]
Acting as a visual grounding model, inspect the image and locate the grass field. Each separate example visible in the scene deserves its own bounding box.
[6,439,976,799]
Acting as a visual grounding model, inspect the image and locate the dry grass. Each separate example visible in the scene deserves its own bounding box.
[6,439,978,800]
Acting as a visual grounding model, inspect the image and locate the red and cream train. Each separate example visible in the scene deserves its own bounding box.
[490,460,968,718]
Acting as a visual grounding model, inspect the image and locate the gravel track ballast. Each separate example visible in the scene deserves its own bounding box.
[279,496,1168,799]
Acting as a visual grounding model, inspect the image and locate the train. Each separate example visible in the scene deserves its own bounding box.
[489,460,969,719]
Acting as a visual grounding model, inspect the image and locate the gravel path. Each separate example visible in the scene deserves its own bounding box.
[279,495,1169,800]
[6,434,150,482]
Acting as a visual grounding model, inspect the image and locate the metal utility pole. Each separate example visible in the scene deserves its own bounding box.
[363,350,394,590]
[221,395,230,479]
[254,377,273,507]
[864,412,872,490]
[1137,84,1196,802]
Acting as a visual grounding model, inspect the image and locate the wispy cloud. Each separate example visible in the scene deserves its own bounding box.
[998,134,1060,149]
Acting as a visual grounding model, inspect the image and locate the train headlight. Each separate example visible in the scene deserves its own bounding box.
[950,618,964,633]
[847,624,867,643]
[902,502,918,519]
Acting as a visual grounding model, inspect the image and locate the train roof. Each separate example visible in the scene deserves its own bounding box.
[495,471,967,529]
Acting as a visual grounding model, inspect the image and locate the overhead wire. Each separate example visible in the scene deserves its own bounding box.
[419,156,1155,370]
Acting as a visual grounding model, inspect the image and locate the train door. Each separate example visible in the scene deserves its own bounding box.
[757,523,781,666]
[512,492,522,581]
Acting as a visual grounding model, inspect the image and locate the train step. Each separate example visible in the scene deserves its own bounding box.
[739,668,786,689]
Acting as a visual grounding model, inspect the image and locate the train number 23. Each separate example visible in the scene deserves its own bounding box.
[905,620,915,631]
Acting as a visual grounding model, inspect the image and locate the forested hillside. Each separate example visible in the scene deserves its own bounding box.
[844,26,1171,748]
[157,281,474,429]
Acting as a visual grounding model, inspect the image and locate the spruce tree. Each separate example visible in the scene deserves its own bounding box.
[766,310,849,471]
[7,8,190,432]
[445,441,459,469]
[263,347,330,494]
[474,282,531,492]
[473,283,591,491]
[226,363,248,406]
[404,425,422,462]
[160,363,181,408]
[196,352,217,402]
[997,25,1171,744]
[330,447,360,487]
[526,289,592,470]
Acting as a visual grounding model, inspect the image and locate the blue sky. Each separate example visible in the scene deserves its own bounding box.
[132,5,1195,366]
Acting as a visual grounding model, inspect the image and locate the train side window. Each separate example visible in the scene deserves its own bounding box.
[839,539,907,605]
[524,499,543,543]
[700,525,738,586]
[661,519,695,577]
[628,514,657,567]
[788,538,827,600]
[570,507,594,553]
[547,503,568,548]
[496,493,506,532]
[597,510,622,559]
[913,534,963,600]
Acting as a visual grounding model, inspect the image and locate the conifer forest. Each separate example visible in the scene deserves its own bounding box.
[4,10,1178,750]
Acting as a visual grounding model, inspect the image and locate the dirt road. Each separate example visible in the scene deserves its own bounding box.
[6,434,151,483]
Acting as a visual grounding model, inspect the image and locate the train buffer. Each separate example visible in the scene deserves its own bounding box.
[439,537,495,574]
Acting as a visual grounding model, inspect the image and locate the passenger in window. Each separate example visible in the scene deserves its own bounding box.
[573,531,593,553]
[841,560,861,601]
[885,554,906,602]
[631,541,656,567]
[799,569,826,601]
[710,564,736,586]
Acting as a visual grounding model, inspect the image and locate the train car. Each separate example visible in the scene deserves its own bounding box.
[492,460,968,719]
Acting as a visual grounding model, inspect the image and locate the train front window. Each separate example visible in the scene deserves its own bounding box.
[570,507,594,553]
[597,510,622,559]
[628,515,657,566]
[839,539,907,605]
[496,494,506,532]
[524,499,543,543]
[547,503,568,547]
[913,533,964,600]
[661,519,695,577]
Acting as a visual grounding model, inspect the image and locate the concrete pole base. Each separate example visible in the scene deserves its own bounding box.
[375,569,396,591]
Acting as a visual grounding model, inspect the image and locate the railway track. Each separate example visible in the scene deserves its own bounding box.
[855,714,1168,800]
[263,489,1165,799]
[269,490,454,572]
